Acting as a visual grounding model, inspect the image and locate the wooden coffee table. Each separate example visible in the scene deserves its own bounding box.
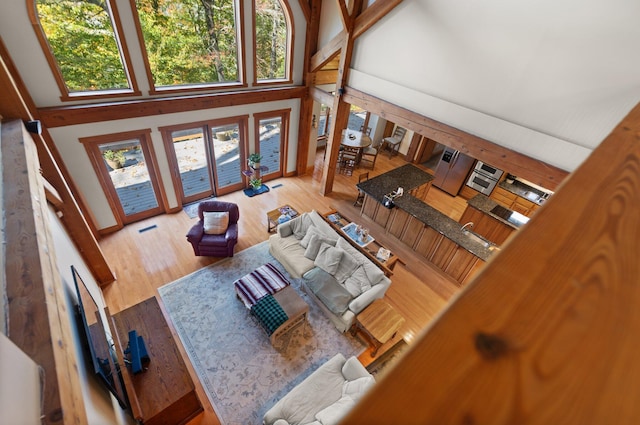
[267,205,299,233]
[351,299,405,357]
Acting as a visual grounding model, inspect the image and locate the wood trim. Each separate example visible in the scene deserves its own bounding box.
[342,102,640,424]
[2,120,88,425]
[309,31,344,72]
[38,86,305,128]
[343,86,569,190]
[310,86,335,106]
[353,0,403,39]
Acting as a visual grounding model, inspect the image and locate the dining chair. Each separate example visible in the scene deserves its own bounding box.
[354,172,369,206]
[382,126,407,158]
[359,125,372,136]
[359,138,383,169]
[338,147,358,176]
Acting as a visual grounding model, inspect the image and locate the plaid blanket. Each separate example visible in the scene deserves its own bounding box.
[251,295,288,336]
[234,263,290,308]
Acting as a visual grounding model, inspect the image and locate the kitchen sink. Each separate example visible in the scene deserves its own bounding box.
[462,229,492,248]
[524,191,540,202]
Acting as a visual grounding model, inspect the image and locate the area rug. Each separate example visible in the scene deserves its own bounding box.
[243,184,270,197]
[182,196,216,219]
[158,241,365,425]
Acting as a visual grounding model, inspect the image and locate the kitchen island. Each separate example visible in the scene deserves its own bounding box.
[357,165,496,285]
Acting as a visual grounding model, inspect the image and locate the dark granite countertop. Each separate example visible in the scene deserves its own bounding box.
[358,165,494,261]
[467,194,521,230]
[357,163,434,199]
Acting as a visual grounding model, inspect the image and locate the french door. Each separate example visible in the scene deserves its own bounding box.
[253,110,289,181]
[162,117,248,204]
[82,130,166,226]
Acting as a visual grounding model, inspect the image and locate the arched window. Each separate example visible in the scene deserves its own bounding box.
[254,0,292,83]
[133,0,243,92]
[31,0,140,99]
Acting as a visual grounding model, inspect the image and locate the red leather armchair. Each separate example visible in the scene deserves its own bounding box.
[186,200,240,257]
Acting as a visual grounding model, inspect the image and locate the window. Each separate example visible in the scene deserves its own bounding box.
[134,0,242,91]
[33,0,139,99]
[254,0,291,83]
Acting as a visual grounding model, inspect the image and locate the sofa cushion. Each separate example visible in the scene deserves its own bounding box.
[332,251,359,284]
[203,211,229,235]
[314,396,355,425]
[300,225,322,248]
[342,376,375,402]
[314,243,344,275]
[305,267,353,315]
[291,213,314,239]
[303,233,336,260]
[343,265,371,297]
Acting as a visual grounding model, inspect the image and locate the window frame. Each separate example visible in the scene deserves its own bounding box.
[129,0,249,95]
[28,0,142,101]
[252,0,294,86]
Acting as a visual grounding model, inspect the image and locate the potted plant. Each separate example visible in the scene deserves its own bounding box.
[249,177,262,190]
[247,153,262,169]
[103,149,126,169]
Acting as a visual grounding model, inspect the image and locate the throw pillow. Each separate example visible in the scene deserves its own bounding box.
[314,243,344,276]
[203,211,229,235]
[314,396,356,425]
[332,252,359,284]
[291,213,314,239]
[343,265,371,297]
[342,376,376,402]
[304,234,337,260]
[300,225,321,248]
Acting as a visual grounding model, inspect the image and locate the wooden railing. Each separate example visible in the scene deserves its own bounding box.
[342,104,640,423]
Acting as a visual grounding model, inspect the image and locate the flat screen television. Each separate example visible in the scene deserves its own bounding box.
[72,266,129,409]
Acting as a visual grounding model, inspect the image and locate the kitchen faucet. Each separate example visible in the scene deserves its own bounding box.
[461,222,474,231]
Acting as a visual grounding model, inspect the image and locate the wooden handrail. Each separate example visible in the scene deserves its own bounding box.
[341,103,640,423]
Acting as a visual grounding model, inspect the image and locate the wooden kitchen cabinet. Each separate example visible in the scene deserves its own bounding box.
[400,216,425,248]
[387,208,410,239]
[491,187,538,217]
[459,205,515,246]
[444,246,482,285]
[414,226,443,259]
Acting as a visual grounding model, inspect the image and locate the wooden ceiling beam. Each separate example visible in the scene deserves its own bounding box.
[343,86,569,189]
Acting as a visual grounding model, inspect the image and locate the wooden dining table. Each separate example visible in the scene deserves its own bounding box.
[341,129,372,164]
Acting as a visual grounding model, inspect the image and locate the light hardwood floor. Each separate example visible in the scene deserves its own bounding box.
[99,149,470,425]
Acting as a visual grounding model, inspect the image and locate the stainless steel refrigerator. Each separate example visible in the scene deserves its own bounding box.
[432,148,475,196]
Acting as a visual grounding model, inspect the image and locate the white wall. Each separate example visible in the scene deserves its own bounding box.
[48,206,131,425]
[49,99,300,229]
[0,0,307,107]
[349,0,640,171]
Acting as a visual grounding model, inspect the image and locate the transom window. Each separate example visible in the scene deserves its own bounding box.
[134,0,241,90]
[34,0,138,98]
[254,0,291,83]
[30,0,293,98]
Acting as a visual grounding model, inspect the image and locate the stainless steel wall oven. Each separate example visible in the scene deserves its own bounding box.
[466,161,504,195]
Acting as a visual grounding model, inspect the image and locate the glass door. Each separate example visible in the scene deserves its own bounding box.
[166,127,214,204]
[88,132,165,225]
[254,110,289,182]
[210,121,246,195]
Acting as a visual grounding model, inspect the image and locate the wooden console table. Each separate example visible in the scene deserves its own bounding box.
[108,297,202,425]
[321,209,401,276]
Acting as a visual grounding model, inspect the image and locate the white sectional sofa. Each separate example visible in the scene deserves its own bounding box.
[262,353,375,425]
[269,210,391,332]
